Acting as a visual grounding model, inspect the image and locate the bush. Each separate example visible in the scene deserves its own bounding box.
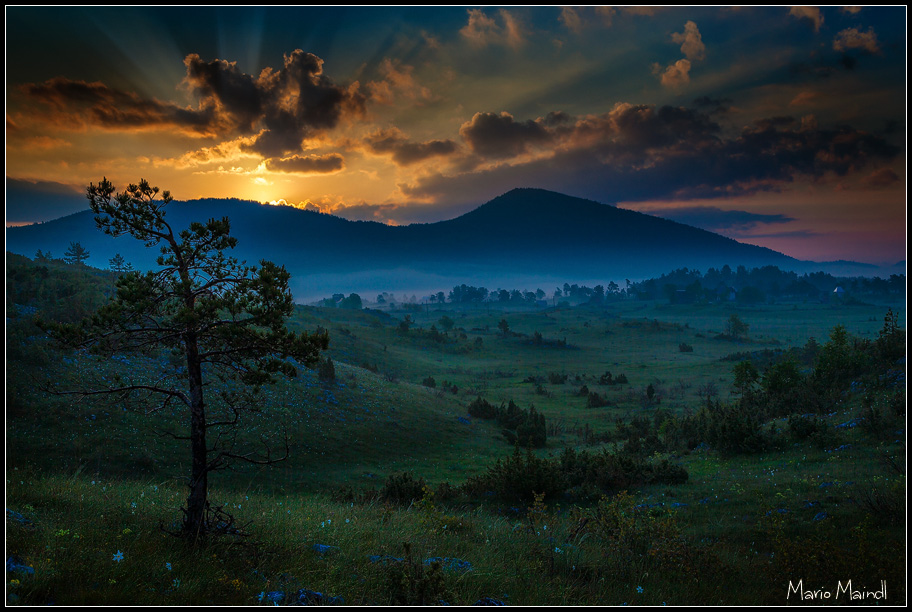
[382,543,453,605]
[318,357,336,383]
[587,391,610,408]
[380,472,427,504]
[679,342,694,352]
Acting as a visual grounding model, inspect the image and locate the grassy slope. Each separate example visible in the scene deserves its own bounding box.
[6,286,906,605]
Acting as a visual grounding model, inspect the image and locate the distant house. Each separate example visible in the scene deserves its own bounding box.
[833,286,846,298]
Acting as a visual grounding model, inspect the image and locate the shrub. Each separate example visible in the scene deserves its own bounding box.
[318,357,336,383]
[422,376,437,388]
[382,543,453,606]
[679,342,694,352]
[587,391,610,408]
[548,372,568,384]
[380,472,427,504]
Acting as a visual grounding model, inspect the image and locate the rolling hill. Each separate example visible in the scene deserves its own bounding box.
[6,187,811,300]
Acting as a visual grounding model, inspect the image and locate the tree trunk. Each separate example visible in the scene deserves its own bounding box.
[183,332,208,540]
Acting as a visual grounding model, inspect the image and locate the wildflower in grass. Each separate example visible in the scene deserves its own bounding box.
[9,579,20,587]
[122,528,132,535]
[172,578,181,589]
[637,586,644,593]
[166,562,172,571]
[554,547,563,554]
[112,550,124,563]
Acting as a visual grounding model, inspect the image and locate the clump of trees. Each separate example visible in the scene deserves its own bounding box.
[467,397,546,447]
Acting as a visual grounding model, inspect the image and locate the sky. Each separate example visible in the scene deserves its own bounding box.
[5,6,907,264]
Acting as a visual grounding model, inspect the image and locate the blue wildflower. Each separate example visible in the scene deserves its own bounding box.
[112,550,124,563]
[637,586,644,593]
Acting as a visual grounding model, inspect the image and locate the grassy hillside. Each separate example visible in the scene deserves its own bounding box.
[6,255,906,605]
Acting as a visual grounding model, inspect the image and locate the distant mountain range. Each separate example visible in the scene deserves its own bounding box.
[4,188,898,300]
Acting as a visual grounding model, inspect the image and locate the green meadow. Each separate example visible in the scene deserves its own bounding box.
[6,255,906,605]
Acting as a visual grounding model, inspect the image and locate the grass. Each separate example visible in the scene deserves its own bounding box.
[6,292,906,605]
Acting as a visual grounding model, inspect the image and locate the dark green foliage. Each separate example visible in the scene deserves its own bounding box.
[383,543,453,606]
[787,414,829,441]
[467,397,547,447]
[380,472,427,504]
[318,356,336,383]
[337,293,363,310]
[547,372,567,384]
[6,253,110,323]
[422,376,437,388]
[498,318,510,337]
[874,308,905,365]
[464,446,688,503]
[586,391,610,408]
[725,314,749,339]
[598,371,628,385]
[63,241,90,266]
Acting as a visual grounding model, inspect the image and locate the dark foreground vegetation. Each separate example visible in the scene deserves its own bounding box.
[6,249,906,605]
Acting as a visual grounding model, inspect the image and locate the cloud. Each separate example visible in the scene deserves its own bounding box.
[841,6,863,14]
[833,27,880,54]
[364,128,458,166]
[861,168,900,189]
[558,7,583,34]
[559,6,616,33]
[654,59,693,90]
[789,91,822,107]
[639,206,796,233]
[22,77,218,135]
[264,153,345,174]
[21,50,365,159]
[671,21,706,61]
[459,111,552,158]
[460,8,525,48]
[365,59,436,105]
[402,102,901,208]
[789,6,824,32]
[655,21,705,90]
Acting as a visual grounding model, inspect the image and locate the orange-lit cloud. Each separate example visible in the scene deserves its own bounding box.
[672,21,706,62]
[833,27,881,54]
[366,59,437,106]
[654,59,693,90]
[21,77,219,136]
[789,6,824,32]
[264,153,345,174]
[460,8,525,49]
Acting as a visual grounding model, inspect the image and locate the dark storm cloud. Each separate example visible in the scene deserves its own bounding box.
[404,103,901,207]
[22,50,365,157]
[459,111,552,158]
[264,153,345,174]
[645,206,795,232]
[186,50,366,158]
[22,78,218,135]
[364,129,458,166]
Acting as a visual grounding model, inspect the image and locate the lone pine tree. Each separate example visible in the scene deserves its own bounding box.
[43,178,328,540]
